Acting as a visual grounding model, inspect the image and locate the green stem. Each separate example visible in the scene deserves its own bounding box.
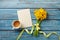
[36,20,40,30]
[16,29,24,40]
[33,20,40,37]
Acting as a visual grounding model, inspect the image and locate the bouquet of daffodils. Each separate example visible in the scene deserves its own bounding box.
[16,8,60,40]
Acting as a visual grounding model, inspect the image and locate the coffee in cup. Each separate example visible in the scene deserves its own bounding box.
[12,20,21,29]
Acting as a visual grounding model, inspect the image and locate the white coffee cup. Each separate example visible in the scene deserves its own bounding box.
[12,20,21,29]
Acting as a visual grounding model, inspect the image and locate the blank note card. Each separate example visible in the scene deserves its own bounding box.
[17,9,32,28]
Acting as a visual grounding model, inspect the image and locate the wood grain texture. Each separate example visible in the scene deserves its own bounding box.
[0,9,60,19]
[0,31,60,40]
[0,0,60,8]
[0,0,60,40]
[0,20,60,30]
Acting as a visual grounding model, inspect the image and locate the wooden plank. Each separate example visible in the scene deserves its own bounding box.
[31,9,60,19]
[0,0,60,8]
[0,20,60,30]
[0,31,60,40]
[0,9,60,19]
[0,9,18,19]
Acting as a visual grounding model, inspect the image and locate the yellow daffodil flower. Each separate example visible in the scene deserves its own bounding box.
[16,8,60,40]
[34,8,47,20]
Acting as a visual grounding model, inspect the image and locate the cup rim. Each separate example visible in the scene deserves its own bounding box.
[12,20,21,29]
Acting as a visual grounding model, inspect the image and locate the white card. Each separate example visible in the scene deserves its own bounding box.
[17,9,32,28]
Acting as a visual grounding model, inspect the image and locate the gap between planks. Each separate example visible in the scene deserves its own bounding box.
[0,29,60,31]
[0,8,60,9]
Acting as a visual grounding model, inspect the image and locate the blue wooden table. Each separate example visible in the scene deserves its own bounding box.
[0,0,60,40]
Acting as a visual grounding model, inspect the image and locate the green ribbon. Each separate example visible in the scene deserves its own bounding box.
[39,31,60,40]
[25,25,34,34]
[16,29,24,40]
